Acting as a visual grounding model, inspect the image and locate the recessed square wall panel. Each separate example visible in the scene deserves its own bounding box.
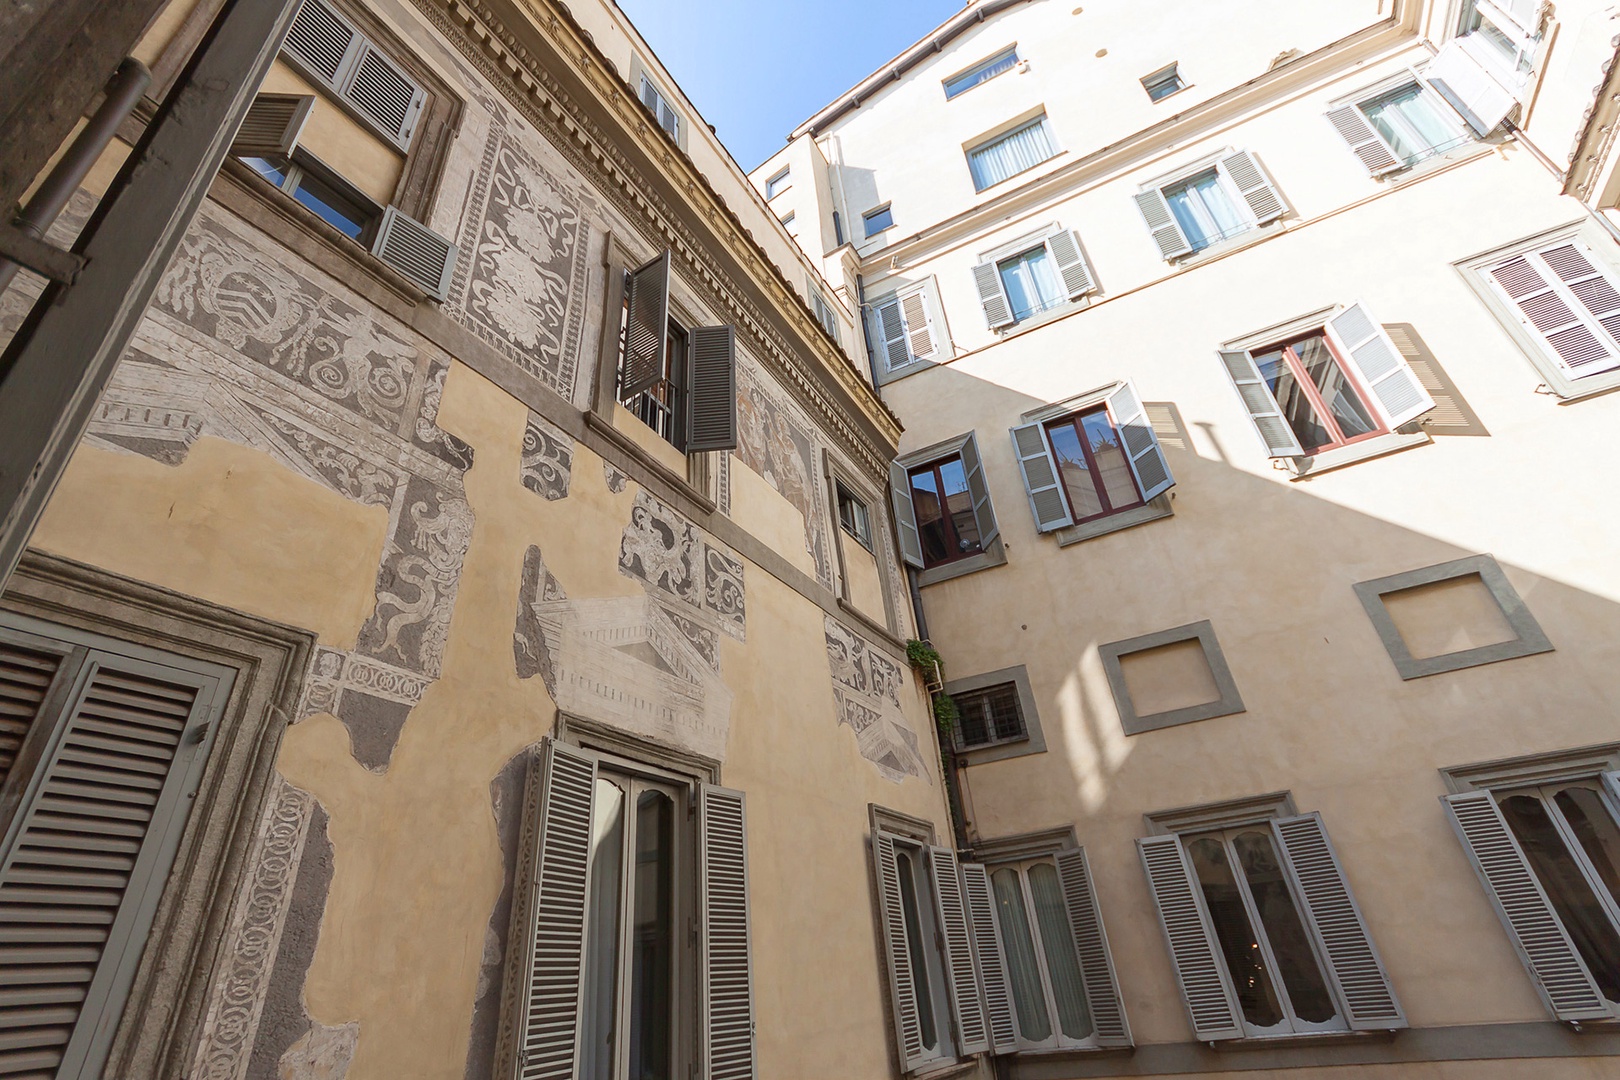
[1380,573,1518,660]
[1100,620,1245,736]
[1118,639,1222,716]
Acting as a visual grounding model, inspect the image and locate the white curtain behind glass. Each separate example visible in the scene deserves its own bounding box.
[970,120,1057,190]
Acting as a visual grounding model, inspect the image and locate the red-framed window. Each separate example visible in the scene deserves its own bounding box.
[907,455,984,568]
[1044,406,1146,525]
[1251,331,1387,455]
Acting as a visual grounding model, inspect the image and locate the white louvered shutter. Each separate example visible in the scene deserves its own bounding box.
[972,263,1015,330]
[1324,303,1435,429]
[0,637,68,789]
[622,251,672,398]
[1009,423,1074,533]
[1044,229,1096,300]
[1133,189,1193,260]
[700,784,755,1080]
[1425,37,1516,135]
[1441,790,1610,1021]
[1136,835,1245,1041]
[901,287,939,362]
[1325,105,1403,176]
[1219,151,1286,224]
[1270,814,1406,1031]
[686,325,739,453]
[229,93,316,158]
[870,297,912,373]
[282,0,363,87]
[872,831,927,1070]
[888,461,924,569]
[959,863,1017,1053]
[1105,380,1174,502]
[958,433,1000,547]
[342,42,425,149]
[1489,244,1620,379]
[1053,848,1132,1047]
[1217,349,1305,458]
[929,847,990,1055]
[371,207,457,301]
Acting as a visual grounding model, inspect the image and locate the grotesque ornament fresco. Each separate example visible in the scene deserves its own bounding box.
[824,617,927,784]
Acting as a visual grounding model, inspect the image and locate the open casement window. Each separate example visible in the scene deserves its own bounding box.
[971,229,1097,330]
[281,0,426,149]
[230,93,316,158]
[1138,815,1405,1042]
[1326,82,1472,176]
[620,251,739,453]
[868,282,944,374]
[1425,34,1520,135]
[1485,240,1620,383]
[1133,151,1284,260]
[894,435,999,571]
[640,75,683,142]
[1442,779,1620,1021]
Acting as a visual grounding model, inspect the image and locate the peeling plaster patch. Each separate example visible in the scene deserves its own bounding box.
[276,1022,358,1080]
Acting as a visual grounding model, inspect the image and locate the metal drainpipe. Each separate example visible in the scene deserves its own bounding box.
[0,58,152,292]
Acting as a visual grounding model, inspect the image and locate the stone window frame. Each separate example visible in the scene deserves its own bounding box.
[823,448,903,640]
[944,664,1047,765]
[896,433,1008,587]
[969,824,1079,864]
[1352,553,1553,680]
[1143,791,1298,836]
[1098,619,1245,736]
[1440,741,1620,794]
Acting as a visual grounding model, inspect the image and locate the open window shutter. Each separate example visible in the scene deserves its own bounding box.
[1054,848,1132,1047]
[900,287,939,362]
[872,831,927,1070]
[1325,303,1435,429]
[1270,814,1406,1030]
[928,846,990,1055]
[871,297,912,373]
[1044,229,1096,301]
[1217,349,1304,457]
[623,251,672,398]
[1425,38,1516,135]
[1325,105,1404,176]
[1441,791,1610,1021]
[340,41,426,149]
[687,325,739,453]
[1488,249,1620,378]
[1219,151,1286,224]
[1133,189,1193,260]
[699,784,755,1080]
[971,263,1015,330]
[888,461,924,569]
[959,863,1017,1053]
[371,207,457,300]
[282,0,363,87]
[229,93,316,158]
[0,638,68,789]
[1136,835,1245,1041]
[1009,423,1073,533]
[1105,380,1174,502]
[957,433,999,547]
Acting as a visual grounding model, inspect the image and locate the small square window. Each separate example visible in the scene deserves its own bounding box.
[836,482,872,549]
[779,211,796,230]
[1142,63,1185,102]
[765,166,791,200]
[953,682,1025,749]
[639,74,681,141]
[863,204,894,237]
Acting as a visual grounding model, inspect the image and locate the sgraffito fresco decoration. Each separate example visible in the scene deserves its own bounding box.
[735,363,834,591]
[824,617,928,784]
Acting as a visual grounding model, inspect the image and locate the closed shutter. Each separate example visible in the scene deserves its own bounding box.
[972,263,1015,330]
[229,93,316,158]
[1325,303,1435,429]
[1217,349,1305,457]
[1270,814,1406,1030]
[686,325,739,453]
[1383,323,1490,436]
[888,461,924,569]
[1441,790,1610,1021]
[1053,848,1131,1047]
[1105,380,1174,502]
[872,830,926,1070]
[1219,151,1286,225]
[0,640,67,790]
[1134,189,1193,261]
[900,288,939,362]
[1009,423,1074,533]
[370,207,457,301]
[1044,229,1096,300]
[1325,104,1403,176]
[928,847,989,1055]
[870,297,912,373]
[1136,834,1245,1041]
[623,251,672,398]
[959,863,1016,1053]
[1490,243,1620,380]
[342,42,425,149]
[699,784,755,1080]
[957,433,999,548]
[1425,37,1517,135]
[282,0,362,86]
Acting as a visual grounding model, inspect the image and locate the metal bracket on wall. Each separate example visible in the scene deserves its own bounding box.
[0,225,85,285]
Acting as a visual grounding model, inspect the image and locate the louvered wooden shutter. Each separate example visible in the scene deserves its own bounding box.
[1134,189,1192,261]
[344,42,425,149]
[872,830,927,1070]
[959,863,1016,1053]
[686,325,739,453]
[1219,151,1286,224]
[1489,243,1620,379]
[972,263,1015,330]
[928,847,989,1055]
[1383,323,1489,435]
[506,739,598,1079]
[1105,380,1174,502]
[1010,423,1074,533]
[283,0,362,86]
[871,297,912,373]
[957,433,999,547]
[1270,814,1406,1030]
[1053,848,1131,1047]
[1136,834,1245,1041]
[700,784,755,1080]
[1425,38,1516,135]
[1217,349,1305,457]
[1044,229,1096,300]
[1325,302,1434,429]
[901,288,938,362]
[0,639,67,790]
[1325,105,1403,176]
[888,461,924,569]
[229,94,316,158]
[623,252,672,398]
[370,207,457,300]
[1441,790,1611,1021]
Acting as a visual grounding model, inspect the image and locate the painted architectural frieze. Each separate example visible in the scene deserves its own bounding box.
[824,616,928,784]
[620,489,746,641]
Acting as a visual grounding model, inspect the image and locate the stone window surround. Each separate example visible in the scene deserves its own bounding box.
[896,432,1009,587]
[1143,791,1298,836]
[1098,619,1246,736]
[1440,741,1620,794]
[944,664,1047,765]
[823,448,904,640]
[1351,553,1554,680]
[969,824,1078,864]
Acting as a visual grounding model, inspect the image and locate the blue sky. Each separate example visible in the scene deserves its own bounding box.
[614,0,964,171]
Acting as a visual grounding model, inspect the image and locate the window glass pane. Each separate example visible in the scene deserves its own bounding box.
[969,119,1057,191]
[1231,830,1338,1025]
[1028,863,1094,1040]
[1046,421,1105,520]
[581,778,626,1080]
[1187,836,1285,1030]
[241,155,289,187]
[1294,335,1378,441]
[936,458,983,556]
[945,48,1019,99]
[998,247,1062,321]
[630,790,675,1079]
[1555,786,1620,908]
[1165,170,1244,251]
[1363,86,1463,163]
[908,467,952,567]
[992,868,1053,1042]
[291,170,369,240]
[897,850,940,1051]
[1080,409,1143,512]
[864,206,894,236]
[1253,348,1332,452]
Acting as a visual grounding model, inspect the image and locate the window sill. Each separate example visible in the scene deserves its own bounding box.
[1170,219,1284,267]
[1055,493,1172,547]
[1287,431,1430,479]
[917,536,1008,588]
[1550,367,1620,403]
[877,357,940,387]
[913,1057,981,1080]
[583,411,716,516]
[1385,143,1494,186]
[1212,1028,1395,1051]
[998,297,1091,340]
[836,596,905,652]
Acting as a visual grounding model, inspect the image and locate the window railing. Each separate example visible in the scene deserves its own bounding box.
[623,377,682,446]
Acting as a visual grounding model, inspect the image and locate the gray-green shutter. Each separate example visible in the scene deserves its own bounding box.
[1217,349,1304,458]
[1270,814,1406,1030]
[1009,423,1074,533]
[900,287,939,362]
[1325,105,1403,176]
[957,433,999,547]
[870,297,912,373]
[282,0,363,87]
[1105,380,1174,502]
[1136,834,1245,1041]
[959,862,1016,1053]
[1441,790,1611,1021]
[888,461,924,569]
[229,93,316,158]
[1133,189,1192,260]
[371,207,457,301]
[928,846,989,1055]
[686,325,738,453]
[699,784,755,1079]
[1219,151,1286,224]
[1053,848,1131,1047]
[623,252,672,398]
[1044,229,1096,300]
[1325,303,1434,429]
[342,41,425,149]
[872,830,926,1070]
[971,263,1015,330]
